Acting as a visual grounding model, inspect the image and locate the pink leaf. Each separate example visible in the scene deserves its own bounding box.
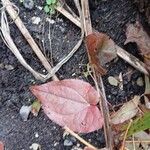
[0,141,4,150]
[30,79,104,133]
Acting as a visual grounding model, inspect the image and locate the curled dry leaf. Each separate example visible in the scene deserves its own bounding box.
[125,21,150,72]
[30,79,104,133]
[85,32,117,75]
[31,100,41,117]
[111,96,140,124]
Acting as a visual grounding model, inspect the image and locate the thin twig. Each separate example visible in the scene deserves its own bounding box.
[120,120,132,150]
[0,9,46,81]
[81,0,113,149]
[45,0,84,79]
[1,0,52,73]
[56,1,149,76]
[56,4,81,28]
[125,140,150,143]
[64,126,98,150]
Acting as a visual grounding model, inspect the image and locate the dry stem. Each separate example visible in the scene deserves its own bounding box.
[64,126,98,150]
[1,0,52,73]
[0,9,46,81]
[56,1,149,76]
[120,120,132,150]
[80,0,113,149]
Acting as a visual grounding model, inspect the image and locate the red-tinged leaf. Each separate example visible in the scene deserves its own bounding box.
[85,32,117,75]
[30,79,104,133]
[0,141,4,150]
[125,21,150,72]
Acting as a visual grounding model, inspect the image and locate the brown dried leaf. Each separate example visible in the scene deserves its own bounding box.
[111,96,140,124]
[125,21,150,72]
[85,32,117,75]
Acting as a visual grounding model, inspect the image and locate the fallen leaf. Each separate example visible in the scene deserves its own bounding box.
[0,141,4,150]
[125,142,149,150]
[108,76,119,86]
[31,100,41,116]
[134,131,150,140]
[125,21,150,72]
[30,79,104,133]
[125,143,141,150]
[19,105,32,121]
[85,32,117,75]
[127,112,150,137]
[111,96,140,124]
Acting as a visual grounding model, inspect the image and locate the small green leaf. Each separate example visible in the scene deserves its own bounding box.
[31,100,41,116]
[44,5,50,13]
[51,0,57,4]
[50,8,55,15]
[46,0,52,5]
[127,112,150,137]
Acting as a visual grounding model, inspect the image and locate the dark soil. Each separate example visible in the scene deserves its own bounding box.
[0,0,147,149]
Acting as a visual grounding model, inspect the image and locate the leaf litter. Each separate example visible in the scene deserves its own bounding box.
[30,79,104,133]
[85,32,117,76]
[125,21,150,72]
[111,96,140,125]
[26,1,150,149]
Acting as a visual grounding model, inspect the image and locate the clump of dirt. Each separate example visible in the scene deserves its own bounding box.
[0,0,147,149]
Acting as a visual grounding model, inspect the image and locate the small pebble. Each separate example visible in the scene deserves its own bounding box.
[5,64,14,70]
[0,63,4,69]
[31,17,41,25]
[136,77,144,86]
[64,139,73,146]
[19,105,32,121]
[30,143,41,150]
[42,69,46,73]
[23,0,34,10]
[46,18,55,24]
[36,6,43,10]
[35,132,39,138]
[54,142,59,147]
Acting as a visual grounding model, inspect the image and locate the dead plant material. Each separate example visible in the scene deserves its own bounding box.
[81,0,113,149]
[0,9,46,81]
[64,126,98,150]
[1,0,53,74]
[125,21,150,73]
[56,0,149,76]
[1,0,84,82]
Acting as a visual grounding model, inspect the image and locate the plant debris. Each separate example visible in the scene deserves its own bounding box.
[85,32,117,75]
[30,79,104,133]
[31,100,41,117]
[125,21,150,72]
[111,96,140,124]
